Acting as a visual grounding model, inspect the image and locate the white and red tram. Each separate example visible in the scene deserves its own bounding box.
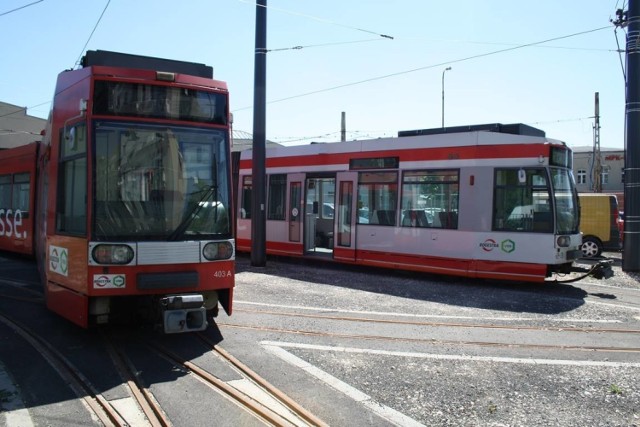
[236,123,600,283]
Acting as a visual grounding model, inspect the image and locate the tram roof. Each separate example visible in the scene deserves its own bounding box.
[81,50,214,79]
[398,123,545,138]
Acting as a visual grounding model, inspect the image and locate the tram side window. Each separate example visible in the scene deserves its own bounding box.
[267,174,286,220]
[0,173,31,221]
[401,170,459,229]
[493,168,553,233]
[12,173,30,217]
[357,172,398,225]
[56,124,87,235]
[240,176,252,219]
[0,175,11,212]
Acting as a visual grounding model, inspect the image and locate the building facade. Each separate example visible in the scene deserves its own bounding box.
[572,145,625,209]
[0,101,46,149]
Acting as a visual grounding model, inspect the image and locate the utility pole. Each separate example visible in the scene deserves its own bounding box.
[341,112,346,142]
[592,92,602,193]
[441,67,451,128]
[620,0,640,271]
[251,0,267,266]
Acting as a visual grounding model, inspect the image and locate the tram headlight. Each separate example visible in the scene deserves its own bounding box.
[92,244,134,265]
[203,241,233,261]
[556,236,571,248]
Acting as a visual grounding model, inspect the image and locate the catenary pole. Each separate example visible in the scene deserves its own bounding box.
[251,0,267,266]
[623,0,640,271]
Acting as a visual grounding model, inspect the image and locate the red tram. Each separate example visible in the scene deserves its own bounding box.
[0,50,235,332]
[236,124,611,283]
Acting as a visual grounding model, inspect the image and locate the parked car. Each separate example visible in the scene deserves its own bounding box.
[578,193,623,257]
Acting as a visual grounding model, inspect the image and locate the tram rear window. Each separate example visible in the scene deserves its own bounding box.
[93,81,227,125]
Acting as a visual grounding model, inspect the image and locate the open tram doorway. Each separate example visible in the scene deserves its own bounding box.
[304,176,336,254]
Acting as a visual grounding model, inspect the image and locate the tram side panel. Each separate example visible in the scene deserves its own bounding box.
[235,133,583,283]
[0,142,39,256]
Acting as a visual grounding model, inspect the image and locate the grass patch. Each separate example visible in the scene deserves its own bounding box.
[609,384,623,395]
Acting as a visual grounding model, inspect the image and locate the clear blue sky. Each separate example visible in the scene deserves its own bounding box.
[1,0,629,148]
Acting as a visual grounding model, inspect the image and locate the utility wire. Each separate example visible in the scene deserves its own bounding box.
[0,0,43,17]
[73,0,111,67]
[233,25,612,112]
[527,116,593,125]
[0,129,43,136]
[266,38,384,53]
[236,0,393,39]
[0,101,50,119]
[400,37,620,52]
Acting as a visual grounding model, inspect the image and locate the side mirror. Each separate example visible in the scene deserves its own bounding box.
[63,98,87,141]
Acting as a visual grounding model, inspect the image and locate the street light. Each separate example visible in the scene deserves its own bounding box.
[441,66,452,128]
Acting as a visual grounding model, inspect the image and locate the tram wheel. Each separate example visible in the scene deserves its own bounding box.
[581,237,602,258]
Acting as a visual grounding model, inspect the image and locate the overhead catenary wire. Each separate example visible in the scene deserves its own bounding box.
[266,38,385,53]
[73,0,111,67]
[0,0,43,17]
[233,25,613,112]
[236,0,394,40]
[0,101,50,119]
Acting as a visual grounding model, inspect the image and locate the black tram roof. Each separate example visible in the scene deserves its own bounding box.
[398,123,545,138]
[81,50,213,79]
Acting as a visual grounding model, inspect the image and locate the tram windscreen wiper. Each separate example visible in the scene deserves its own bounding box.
[167,184,216,241]
[167,155,219,241]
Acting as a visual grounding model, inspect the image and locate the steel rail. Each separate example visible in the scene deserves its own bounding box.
[233,307,640,334]
[217,322,640,354]
[0,313,126,426]
[196,333,328,427]
[144,340,300,427]
[101,331,170,427]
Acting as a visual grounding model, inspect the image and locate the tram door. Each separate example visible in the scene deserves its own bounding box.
[333,171,358,262]
[288,173,304,247]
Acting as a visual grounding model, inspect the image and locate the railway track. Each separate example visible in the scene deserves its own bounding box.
[0,313,153,427]
[219,306,640,355]
[233,307,640,334]
[0,276,327,426]
[0,309,328,427]
[140,333,327,427]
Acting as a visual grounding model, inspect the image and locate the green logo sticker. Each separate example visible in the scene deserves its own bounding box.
[501,239,515,253]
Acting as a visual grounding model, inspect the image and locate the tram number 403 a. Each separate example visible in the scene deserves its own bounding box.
[0,209,27,238]
[213,270,232,278]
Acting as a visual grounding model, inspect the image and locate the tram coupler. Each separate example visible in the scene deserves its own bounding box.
[590,260,614,280]
[160,294,208,333]
[571,259,615,280]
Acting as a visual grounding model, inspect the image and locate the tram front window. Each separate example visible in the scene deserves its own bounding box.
[551,168,579,234]
[93,122,231,240]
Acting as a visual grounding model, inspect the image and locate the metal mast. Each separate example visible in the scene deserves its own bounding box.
[592,92,602,193]
[621,0,640,271]
[251,0,267,266]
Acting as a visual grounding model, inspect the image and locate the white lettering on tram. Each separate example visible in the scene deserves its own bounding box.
[0,209,25,239]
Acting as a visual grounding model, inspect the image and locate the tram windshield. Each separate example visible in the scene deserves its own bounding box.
[493,167,578,234]
[551,168,579,234]
[93,121,231,240]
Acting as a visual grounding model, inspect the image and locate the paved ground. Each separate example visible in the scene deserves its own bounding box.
[1,252,639,426]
